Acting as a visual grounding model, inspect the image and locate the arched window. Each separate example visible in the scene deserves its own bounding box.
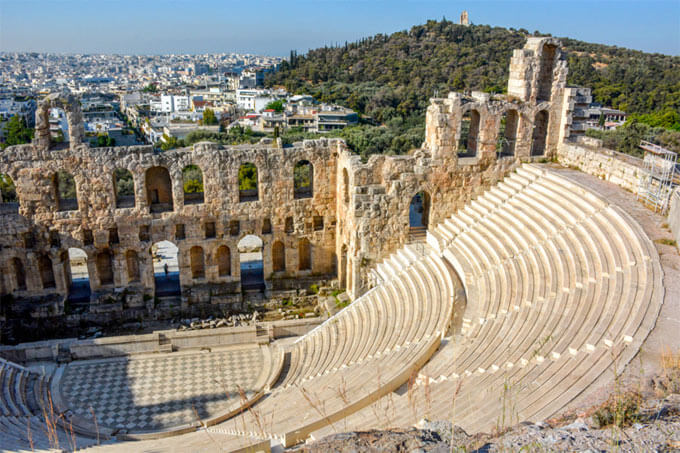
[55,171,78,211]
[216,245,231,277]
[458,110,480,158]
[114,169,135,208]
[293,160,313,199]
[537,43,557,102]
[0,173,18,214]
[146,166,173,213]
[272,240,285,272]
[11,258,26,291]
[342,168,350,204]
[182,164,204,205]
[96,250,114,286]
[190,246,205,279]
[38,255,56,289]
[298,238,311,271]
[409,191,430,230]
[531,110,549,156]
[497,110,519,157]
[126,250,140,282]
[239,163,258,202]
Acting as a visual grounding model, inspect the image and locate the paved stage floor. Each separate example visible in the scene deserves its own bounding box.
[58,346,267,433]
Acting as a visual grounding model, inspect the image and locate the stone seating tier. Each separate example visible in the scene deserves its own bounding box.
[308,163,663,439]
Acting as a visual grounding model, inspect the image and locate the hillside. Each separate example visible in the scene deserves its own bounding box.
[266,19,680,158]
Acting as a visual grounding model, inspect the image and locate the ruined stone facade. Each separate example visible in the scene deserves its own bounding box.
[0,37,570,322]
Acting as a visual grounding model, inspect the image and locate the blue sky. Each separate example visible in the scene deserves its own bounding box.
[1,0,679,56]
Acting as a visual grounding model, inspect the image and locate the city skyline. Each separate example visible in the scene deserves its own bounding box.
[1,0,679,56]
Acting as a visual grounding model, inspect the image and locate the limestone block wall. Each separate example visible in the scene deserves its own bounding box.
[0,136,342,316]
[556,136,644,192]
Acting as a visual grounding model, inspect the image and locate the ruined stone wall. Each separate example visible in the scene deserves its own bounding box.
[0,132,342,316]
[556,136,644,193]
[1,37,574,318]
[337,37,569,297]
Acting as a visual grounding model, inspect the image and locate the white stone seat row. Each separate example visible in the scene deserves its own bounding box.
[214,240,457,447]
[221,333,443,447]
[0,359,98,452]
[280,247,455,389]
[308,163,663,437]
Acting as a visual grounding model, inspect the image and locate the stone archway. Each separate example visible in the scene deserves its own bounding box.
[66,248,91,306]
[238,235,264,291]
[34,92,85,151]
[152,241,180,297]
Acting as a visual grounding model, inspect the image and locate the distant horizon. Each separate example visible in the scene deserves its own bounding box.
[1,1,678,57]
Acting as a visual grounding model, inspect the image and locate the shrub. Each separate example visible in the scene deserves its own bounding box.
[592,390,642,428]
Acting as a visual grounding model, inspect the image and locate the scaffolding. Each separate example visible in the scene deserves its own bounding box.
[637,140,677,214]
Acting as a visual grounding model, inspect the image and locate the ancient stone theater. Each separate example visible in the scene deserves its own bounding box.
[0,38,678,452]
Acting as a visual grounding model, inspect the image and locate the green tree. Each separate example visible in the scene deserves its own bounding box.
[265,100,285,113]
[93,134,115,147]
[182,165,204,193]
[0,174,17,202]
[202,108,218,125]
[2,115,34,149]
[238,163,258,190]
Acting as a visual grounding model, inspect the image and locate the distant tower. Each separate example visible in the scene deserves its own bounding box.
[460,11,469,26]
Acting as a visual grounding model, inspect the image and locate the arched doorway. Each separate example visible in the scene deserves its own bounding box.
[66,248,91,304]
[152,240,180,296]
[272,240,285,273]
[497,109,519,157]
[409,191,430,242]
[531,110,549,156]
[458,110,480,158]
[238,235,264,291]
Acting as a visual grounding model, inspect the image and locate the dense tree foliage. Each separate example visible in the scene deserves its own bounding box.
[238,163,258,190]
[201,108,218,125]
[159,126,266,150]
[90,134,115,147]
[1,115,34,149]
[266,20,679,158]
[265,100,285,112]
[0,174,17,202]
[182,164,204,193]
[586,121,680,158]
[113,168,134,196]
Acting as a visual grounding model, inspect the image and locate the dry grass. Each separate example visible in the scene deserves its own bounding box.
[654,348,680,396]
[655,238,678,247]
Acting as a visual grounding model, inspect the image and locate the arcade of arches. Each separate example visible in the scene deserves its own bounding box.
[0,37,570,325]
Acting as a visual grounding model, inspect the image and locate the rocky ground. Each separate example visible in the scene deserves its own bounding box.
[293,371,680,452]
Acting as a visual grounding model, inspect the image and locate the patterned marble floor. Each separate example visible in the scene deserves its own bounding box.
[58,347,265,433]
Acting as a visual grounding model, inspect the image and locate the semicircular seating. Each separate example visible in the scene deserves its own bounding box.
[2,163,663,452]
[306,163,663,441]
[210,243,458,447]
[0,358,98,452]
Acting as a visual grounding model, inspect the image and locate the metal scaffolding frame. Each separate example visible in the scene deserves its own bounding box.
[637,140,677,214]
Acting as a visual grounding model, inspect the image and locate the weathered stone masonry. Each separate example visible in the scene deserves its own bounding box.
[0,37,571,320]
